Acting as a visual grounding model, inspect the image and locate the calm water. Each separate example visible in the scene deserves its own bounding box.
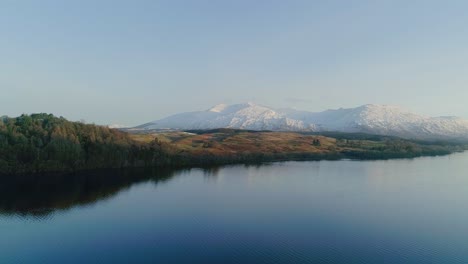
[2,152,468,263]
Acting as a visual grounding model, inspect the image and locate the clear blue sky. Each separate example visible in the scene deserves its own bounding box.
[1,0,468,126]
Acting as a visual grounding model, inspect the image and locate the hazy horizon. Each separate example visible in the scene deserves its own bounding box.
[3,101,467,127]
[2,1,468,126]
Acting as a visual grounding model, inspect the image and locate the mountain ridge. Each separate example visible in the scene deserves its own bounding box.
[134,103,468,140]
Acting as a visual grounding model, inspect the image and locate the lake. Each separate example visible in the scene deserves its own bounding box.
[1,152,468,263]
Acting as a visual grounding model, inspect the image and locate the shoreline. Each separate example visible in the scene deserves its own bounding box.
[2,114,467,177]
[1,149,464,177]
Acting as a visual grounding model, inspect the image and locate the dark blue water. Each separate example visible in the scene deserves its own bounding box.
[2,152,468,263]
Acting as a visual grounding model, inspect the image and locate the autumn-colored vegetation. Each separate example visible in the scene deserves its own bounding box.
[131,128,467,164]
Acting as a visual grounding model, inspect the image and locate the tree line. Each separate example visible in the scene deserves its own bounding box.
[0,114,174,174]
[0,114,465,175]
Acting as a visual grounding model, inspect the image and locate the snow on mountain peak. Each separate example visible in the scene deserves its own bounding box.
[137,103,468,140]
[208,104,228,113]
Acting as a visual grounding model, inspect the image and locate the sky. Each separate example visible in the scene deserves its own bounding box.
[1,0,468,126]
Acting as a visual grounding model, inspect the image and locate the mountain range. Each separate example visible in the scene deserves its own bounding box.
[133,103,468,141]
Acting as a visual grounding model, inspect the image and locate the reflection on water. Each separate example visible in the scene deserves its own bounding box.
[0,168,182,218]
[2,153,468,263]
[0,164,274,219]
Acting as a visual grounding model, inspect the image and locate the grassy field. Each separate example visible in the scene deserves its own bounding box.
[129,129,466,162]
[131,130,334,154]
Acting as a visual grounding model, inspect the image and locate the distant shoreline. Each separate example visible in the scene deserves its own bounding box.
[1,114,467,176]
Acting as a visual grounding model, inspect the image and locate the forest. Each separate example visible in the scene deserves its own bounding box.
[0,114,174,175]
[0,114,466,175]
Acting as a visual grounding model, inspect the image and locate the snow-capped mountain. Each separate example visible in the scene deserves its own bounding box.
[136,103,315,131]
[135,103,468,140]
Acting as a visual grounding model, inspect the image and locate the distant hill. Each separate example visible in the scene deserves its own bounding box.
[134,103,468,141]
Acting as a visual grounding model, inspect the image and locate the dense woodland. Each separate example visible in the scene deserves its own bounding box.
[0,114,174,174]
[0,114,466,175]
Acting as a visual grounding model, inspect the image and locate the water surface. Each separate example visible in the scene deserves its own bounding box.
[2,152,468,263]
